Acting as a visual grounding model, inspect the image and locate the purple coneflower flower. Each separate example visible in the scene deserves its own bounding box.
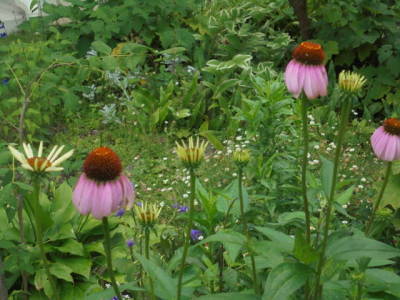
[126,239,135,247]
[190,229,204,242]
[284,41,328,100]
[371,118,400,161]
[73,147,135,219]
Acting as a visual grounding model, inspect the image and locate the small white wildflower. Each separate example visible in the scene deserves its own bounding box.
[361,177,367,182]
[342,220,348,224]
[342,204,348,209]
[159,201,165,207]
[183,193,189,198]
[314,145,320,150]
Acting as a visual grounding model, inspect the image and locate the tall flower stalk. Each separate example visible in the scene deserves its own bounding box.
[285,41,328,245]
[176,137,208,300]
[102,217,122,300]
[8,142,73,300]
[32,177,60,300]
[233,149,259,295]
[366,116,400,234]
[313,71,366,299]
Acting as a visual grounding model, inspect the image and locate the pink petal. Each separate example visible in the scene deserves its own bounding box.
[314,66,328,97]
[120,175,135,208]
[73,174,92,215]
[303,66,318,99]
[91,183,113,219]
[285,60,302,98]
[371,127,400,161]
[110,180,123,212]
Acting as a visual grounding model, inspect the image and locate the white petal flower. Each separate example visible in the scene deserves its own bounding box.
[8,142,73,173]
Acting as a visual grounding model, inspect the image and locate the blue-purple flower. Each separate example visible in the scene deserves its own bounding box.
[126,239,135,247]
[0,33,7,38]
[178,205,189,213]
[2,78,9,85]
[190,229,204,242]
[115,208,125,217]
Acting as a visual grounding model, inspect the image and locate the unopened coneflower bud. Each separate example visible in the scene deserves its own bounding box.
[175,137,208,169]
[134,203,162,228]
[338,71,366,93]
[233,149,250,166]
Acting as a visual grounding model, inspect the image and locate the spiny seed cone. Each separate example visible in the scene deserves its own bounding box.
[292,41,325,65]
[383,118,400,136]
[83,147,122,181]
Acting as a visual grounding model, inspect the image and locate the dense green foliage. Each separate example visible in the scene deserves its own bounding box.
[0,0,400,299]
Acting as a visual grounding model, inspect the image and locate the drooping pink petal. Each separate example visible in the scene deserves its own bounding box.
[91,183,113,219]
[120,175,135,208]
[73,174,89,213]
[285,60,302,98]
[314,66,328,97]
[110,180,123,212]
[303,66,319,99]
[371,127,400,161]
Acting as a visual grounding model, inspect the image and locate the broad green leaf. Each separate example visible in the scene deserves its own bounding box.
[49,262,73,282]
[55,257,92,279]
[199,230,246,262]
[91,41,112,55]
[216,179,249,216]
[54,239,84,256]
[199,130,224,150]
[335,185,355,205]
[365,269,400,297]
[262,262,312,300]
[255,227,294,253]
[52,182,76,224]
[134,253,176,299]
[320,156,334,199]
[380,173,400,209]
[326,236,400,261]
[294,231,318,264]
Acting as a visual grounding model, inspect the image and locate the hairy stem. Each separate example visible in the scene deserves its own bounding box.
[313,99,352,299]
[102,217,122,300]
[300,97,311,244]
[144,228,155,300]
[238,167,259,295]
[365,162,392,236]
[177,168,196,300]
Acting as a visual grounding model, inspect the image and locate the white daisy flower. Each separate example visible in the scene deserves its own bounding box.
[8,141,74,173]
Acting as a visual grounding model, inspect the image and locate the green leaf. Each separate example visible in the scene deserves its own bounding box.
[294,231,318,264]
[134,253,176,299]
[91,41,112,56]
[326,236,400,261]
[380,173,400,209]
[175,109,191,119]
[199,230,246,262]
[216,179,249,216]
[365,269,400,297]
[55,257,92,279]
[320,156,334,199]
[54,239,84,256]
[262,262,312,300]
[85,282,144,300]
[52,182,76,224]
[199,130,224,150]
[49,262,73,282]
[335,185,355,205]
[255,227,294,253]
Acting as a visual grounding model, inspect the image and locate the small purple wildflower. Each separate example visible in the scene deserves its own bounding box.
[0,33,7,38]
[115,208,125,217]
[171,203,179,209]
[111,297,118,300]
[126,239,135,247]
[0,23,4,29]
[2,78,9,85]
[178,205,188,213]
[190,229,204,242]
[136,201,143,207]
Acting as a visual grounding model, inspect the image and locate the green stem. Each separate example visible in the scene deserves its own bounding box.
[365,162,392,236]
[300,97,311,244]
[177,168,196,300]
[313,99,352,299]
[32,178,59,300]
[102,217,122,300]
[238,167,259,295]
[144,228,155,300]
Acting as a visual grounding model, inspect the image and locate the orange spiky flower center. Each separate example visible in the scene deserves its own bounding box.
[27,157,52,170]
[83,147,122,181]
[383,118,400,136]
[292,41,325,65]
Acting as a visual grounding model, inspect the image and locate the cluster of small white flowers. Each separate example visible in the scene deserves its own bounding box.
[309,159,320,165]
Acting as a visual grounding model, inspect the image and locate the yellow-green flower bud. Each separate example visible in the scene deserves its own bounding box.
[175,137,208,169]
[233,149,250,166]
[134,203,162,228]
[338,71,366,93]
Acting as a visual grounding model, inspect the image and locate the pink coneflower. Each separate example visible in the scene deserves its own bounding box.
[371,118,400,161]
[284,41,328,99]
[73,147,135,219]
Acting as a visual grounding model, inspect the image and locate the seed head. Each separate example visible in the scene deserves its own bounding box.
[233,149,250,166]
[134,203,162,228]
